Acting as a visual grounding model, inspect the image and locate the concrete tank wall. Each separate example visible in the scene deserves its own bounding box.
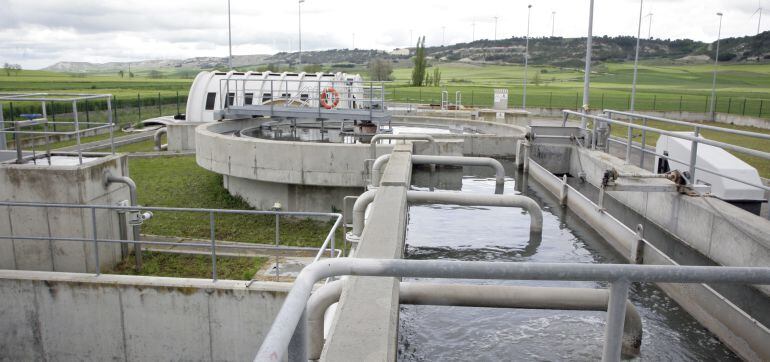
[0,154,131,273]
[167,122,207,152]
[0,270,289,361]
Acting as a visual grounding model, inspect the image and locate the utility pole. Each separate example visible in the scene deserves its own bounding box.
[493,16,498,41]
[630,0,643,112]
[227,0,233,69]
[523,5,532,110]
[298,0,305,66]
[709,12,724,121]
[551,11,556,37]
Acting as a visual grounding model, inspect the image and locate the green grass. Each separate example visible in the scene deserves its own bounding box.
[94,137,160,153]
[128,156,340,247]
[108,251,267,280]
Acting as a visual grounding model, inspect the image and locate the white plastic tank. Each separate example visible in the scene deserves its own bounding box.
[185,70,364,123]
[654,132,765,213]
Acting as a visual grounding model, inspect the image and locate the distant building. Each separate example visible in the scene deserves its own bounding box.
[389,48,411,56]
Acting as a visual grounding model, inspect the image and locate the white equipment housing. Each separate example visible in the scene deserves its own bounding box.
[655,132,765,205]
[186,70,365,123]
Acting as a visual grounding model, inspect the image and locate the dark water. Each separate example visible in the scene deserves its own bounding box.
[397,163,738,361]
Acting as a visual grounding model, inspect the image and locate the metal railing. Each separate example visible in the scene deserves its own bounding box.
[0,201,342,281]
[0,93,116,164]
[561,110,770,218]
[219,74,386,114]
[254,258,770,362]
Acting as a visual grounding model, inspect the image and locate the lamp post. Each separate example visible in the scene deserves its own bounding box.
[709,12,724,121]
[494,16,498,41]
[551,11,556,37]
[523,4,532,110]
[630,0,643,112]
[580,0,595,131]
[646,13,653,39]
[298,0,305,66]
[227,0,232,69]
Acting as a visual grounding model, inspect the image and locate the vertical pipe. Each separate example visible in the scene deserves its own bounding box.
[91,207,100,276]
[210,212,217,281]
[639,119,647,168]
[287,310,308,362]
[625,118,633,163]
[602,279,630,361]
[630,0,643,112]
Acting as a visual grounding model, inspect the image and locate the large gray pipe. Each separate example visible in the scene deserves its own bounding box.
[406,190,543,236]
[371,154,506,192]
[369,134,435,160]
[351,190,543,238]
[307,280,643,360]
[154,127,167,151]
[103,170,143,268]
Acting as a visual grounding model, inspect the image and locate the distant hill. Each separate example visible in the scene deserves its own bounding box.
[43,31,770,72]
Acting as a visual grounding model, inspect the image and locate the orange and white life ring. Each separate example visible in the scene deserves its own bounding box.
[320,87,340,109]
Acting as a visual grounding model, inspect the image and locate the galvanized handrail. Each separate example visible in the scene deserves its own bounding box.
[0,200,342,281]
[254,258,770,362]
[603,109,770,141]
[0,93,116,164]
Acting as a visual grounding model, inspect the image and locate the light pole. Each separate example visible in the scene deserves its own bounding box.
[709,12,724,121]
[551,11,556,37]
[646,13,653,39]
[298,0,305,66]
[227,0,232,69]
[581,0,595,130]
[494,16,498,41]
[630,0,643,112]
[523,4,532,110]
[442,26,446,46]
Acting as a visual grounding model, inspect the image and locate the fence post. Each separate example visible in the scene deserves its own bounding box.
[600,93,604,110]
[419,88,422,104]
[626,94,630,109]
[85,99,90,124]
[575,92,579,110]
[137,93,142,121]
[679,96,683,112]
[176,91,180,115]
[548,92,553,109]
[471,90,474,107]
[652,95,656,111]
[704,96,709,113]
[50,102,57,132]
[727,97,732,114]
[742,98,747,116]
[760,100,764,118]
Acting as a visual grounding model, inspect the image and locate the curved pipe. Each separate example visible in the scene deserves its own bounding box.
[154,127,167,151]
[255,258,770,362]
[369,134,435,160]
[307,280,643,360]
[406,191,543,236]
[103,170,142,268]
[370,155,506,192]
[351,190,377,237]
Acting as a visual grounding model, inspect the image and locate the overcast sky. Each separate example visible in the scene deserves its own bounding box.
[1,0,767,69]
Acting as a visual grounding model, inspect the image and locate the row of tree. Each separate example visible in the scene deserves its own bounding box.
[3,63,22,76]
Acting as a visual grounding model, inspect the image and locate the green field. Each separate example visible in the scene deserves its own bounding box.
[386,62,770,117]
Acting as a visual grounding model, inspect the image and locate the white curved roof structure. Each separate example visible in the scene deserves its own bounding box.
[185,70,365,123]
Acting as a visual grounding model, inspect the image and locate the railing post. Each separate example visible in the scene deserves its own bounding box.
[91,207,100,276]
[210,212,217,281]
[625,117,633,163]
[639,119,647,168]
[602,279,630,362]
[688,126,699,185]
[73,101,82,164]
[275,213,280,280]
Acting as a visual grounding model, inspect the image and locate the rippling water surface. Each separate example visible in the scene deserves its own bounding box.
[397,164,738,361]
